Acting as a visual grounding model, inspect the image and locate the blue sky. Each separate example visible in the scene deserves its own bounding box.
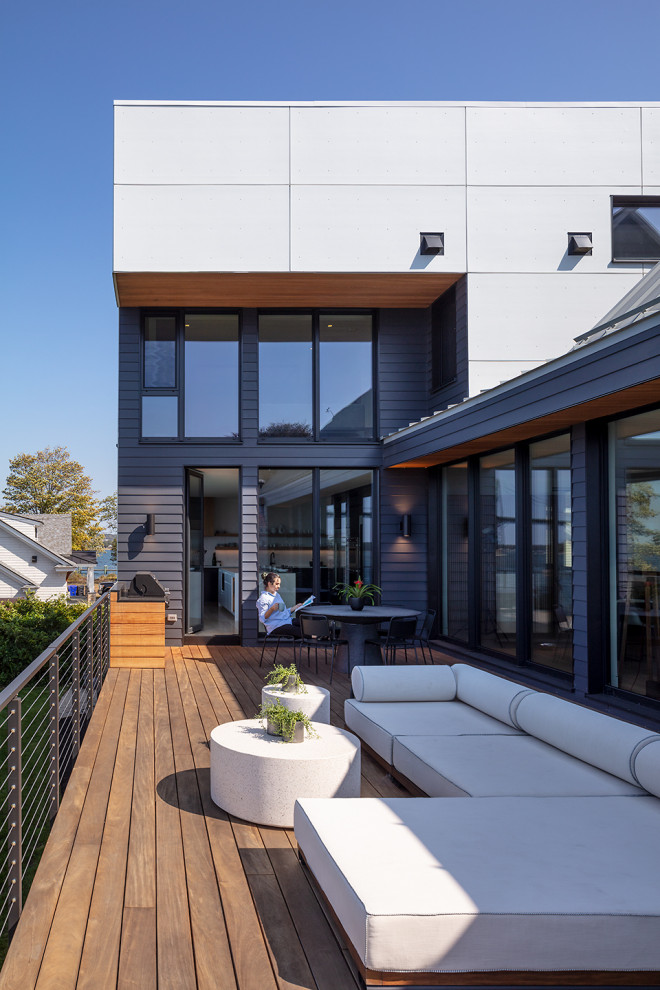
[1,0,659,500]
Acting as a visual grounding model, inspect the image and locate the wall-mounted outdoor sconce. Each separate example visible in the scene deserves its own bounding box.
[400,514,412,538]
[420,232,444,256]
[145,513,157,536]
[31,555,38,563]
[568,232,593,256]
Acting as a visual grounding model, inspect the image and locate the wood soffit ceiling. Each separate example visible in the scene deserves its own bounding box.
[388,378,660,468]
[113,272,461,309]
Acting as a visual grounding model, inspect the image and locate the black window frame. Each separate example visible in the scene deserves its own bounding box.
[611,195,660,263]
[139,309,242,443]
[256,309,378,443]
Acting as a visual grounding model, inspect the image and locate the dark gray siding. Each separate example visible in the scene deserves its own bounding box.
[384,320,660,468]
[379,469,429,611]
[378,309,430,437]
[427,274,469,415]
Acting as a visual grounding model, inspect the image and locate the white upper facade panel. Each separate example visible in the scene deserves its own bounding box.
[466,107,642,186]
[290,106,466,185]
[114,105,290,184]
[114,101,657,275]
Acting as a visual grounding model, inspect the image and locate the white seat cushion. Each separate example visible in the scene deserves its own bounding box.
[634,737,660,797]
[393,734,646,797]
[295,795,660,974]
[515,691,660,784]
[344,698,520,764]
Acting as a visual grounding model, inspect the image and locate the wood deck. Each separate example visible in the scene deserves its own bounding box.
[0,645,445,990]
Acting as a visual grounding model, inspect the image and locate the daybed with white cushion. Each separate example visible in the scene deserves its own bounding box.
[293,663,660,987]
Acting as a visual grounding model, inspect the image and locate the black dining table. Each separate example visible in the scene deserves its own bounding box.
[300,604,420,673]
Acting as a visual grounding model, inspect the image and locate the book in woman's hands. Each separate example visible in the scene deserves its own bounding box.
[291,595,315,612]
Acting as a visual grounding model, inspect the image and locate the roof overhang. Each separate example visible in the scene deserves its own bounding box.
[113,272,461,309]
[387,377,660,468]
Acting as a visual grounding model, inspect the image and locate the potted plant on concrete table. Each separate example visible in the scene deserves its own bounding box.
[264,663,306,693]
[333,576,382,611]
[257,700,318,743]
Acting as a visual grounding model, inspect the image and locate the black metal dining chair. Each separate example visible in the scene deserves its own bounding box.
[366,615,419,665]
[258,629,298,667]
[413,608,437,663]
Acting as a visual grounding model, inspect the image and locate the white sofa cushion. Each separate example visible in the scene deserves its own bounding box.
[351,664,456,703]
[634,738,660,798]
[452,663,534,727]
[515,692,660,784]
[295,795,660,974]
[393,734,646,797]
[344,698,520,765]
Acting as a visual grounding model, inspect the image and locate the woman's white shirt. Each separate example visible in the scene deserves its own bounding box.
[256,590,292,634]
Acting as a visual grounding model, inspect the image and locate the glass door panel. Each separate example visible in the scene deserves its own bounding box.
[187,470,204,633]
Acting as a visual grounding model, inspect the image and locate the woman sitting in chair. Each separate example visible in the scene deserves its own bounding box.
[257,571,304,639]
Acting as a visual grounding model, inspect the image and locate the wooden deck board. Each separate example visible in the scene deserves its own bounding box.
[0,645,417,990]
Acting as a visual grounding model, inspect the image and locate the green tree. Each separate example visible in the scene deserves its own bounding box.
[2,446,105,551]
[99,492,118,560]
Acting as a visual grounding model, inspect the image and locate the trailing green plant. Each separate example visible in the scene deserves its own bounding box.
[256,700,318,742]
[333,576,382,604]
[263,663,307,693]
[0,595,89,688]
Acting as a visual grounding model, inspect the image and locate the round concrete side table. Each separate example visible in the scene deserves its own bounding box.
[261,684,331,724]
[209,719,361,827]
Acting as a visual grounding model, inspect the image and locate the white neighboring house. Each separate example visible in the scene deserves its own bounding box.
[0,511,76,600]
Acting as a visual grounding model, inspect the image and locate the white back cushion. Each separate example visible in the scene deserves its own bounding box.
[515,691,660,784]
[351,664,456,703]
[452,664,534,727]
[633,738,660,797]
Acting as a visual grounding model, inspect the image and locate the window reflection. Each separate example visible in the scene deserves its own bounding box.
[441,462,469,642]
[320,470,373,599]
[319,315,373,439]
[259,316,313,438]
[612,200,660,261]
[610,410,660,699]
[258,470,313,618]
[144,316,176,388]
[185,314,239,437]
[142,396,178,437]
[480,450,516,655]
[530,435,572,672]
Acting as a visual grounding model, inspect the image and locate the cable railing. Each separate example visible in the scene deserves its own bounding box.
[0,592,111,941]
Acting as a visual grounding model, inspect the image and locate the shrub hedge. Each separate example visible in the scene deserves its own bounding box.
[0,596,89,688]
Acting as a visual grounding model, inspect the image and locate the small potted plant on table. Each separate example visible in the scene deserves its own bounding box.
[257,700,318,743]
[333,576,382,611]
[264,663,306,694]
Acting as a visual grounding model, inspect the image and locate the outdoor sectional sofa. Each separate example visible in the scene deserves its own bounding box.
[293,663,660,987]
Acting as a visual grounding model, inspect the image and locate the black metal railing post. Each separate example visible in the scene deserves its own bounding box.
[7,698,22,930]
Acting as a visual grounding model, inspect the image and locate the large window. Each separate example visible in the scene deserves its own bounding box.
[479,450,517,656]
[258,316,313,438]
[441,462,469,642]
[141,312,239,440]
[439,435,573,673]
[258,468,374,621]
[259,313,374,441]
[612,197,660,262]
[320,470,373,597]
[609,409,660,700]
[184,313,239,437]
[319,316,373,439]
[530,435,572,672]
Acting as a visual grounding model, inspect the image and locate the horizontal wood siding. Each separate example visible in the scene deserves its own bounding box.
[378,310,429,437]
[379,468,429,611]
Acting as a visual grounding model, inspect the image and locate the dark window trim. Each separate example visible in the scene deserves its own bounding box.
[611,194,660,263]
[140,309,242,442]
[256,308,377,443]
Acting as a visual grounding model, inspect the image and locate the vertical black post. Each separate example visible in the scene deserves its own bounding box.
[467,458,480,648]
[7,698,22,930]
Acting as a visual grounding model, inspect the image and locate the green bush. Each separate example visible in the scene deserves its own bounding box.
[0,596,89,688]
